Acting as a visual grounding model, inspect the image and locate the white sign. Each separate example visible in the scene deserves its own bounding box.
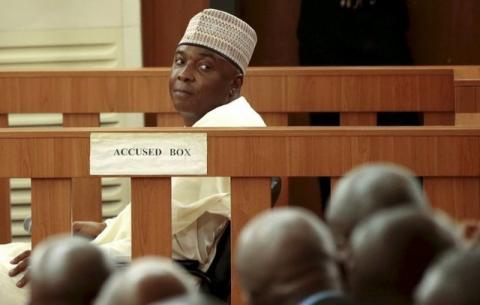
[90,133,207,175]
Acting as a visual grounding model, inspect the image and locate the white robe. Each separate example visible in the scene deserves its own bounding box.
[0,96,265,305]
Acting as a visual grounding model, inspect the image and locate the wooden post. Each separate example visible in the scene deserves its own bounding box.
[231,177,271,305]
[31,179,72,246]
[63,114,102,222]
[0,114,10,243]
[131,177,172,257]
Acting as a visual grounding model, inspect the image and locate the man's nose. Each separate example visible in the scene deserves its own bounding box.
[177,64,195,82]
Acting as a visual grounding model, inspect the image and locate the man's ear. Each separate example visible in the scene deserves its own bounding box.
[230,74,244,98]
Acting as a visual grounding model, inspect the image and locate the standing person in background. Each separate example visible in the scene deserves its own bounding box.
[297,0,413,209]
[298,0,411,66]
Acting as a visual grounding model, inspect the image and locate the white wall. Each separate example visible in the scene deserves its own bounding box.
[0,0,143,240]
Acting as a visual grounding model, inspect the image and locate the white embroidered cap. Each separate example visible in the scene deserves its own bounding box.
[178,9,257,75]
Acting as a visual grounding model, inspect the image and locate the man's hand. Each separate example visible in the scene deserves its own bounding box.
[72,221,106,240]
[9,250,30,288]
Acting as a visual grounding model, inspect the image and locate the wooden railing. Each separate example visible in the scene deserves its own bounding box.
[0,67,456,126]
[0,126,479,305]
[1,66,479,242]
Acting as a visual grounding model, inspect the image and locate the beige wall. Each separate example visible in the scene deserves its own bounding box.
[0,0,142,68]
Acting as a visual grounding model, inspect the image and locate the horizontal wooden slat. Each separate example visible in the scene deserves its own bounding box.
[0,127,479,177]
[0,67,455,113]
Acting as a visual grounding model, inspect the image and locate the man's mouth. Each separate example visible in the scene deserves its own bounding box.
[173,89,194,96]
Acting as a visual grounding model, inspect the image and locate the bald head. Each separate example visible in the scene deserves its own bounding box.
[29,235,112,305]
[151,294,227,305]
[415,249,480,305]
[236,207,341,305]
[350,207,458,305]
[327,163,429,247]
[94,257,194,305]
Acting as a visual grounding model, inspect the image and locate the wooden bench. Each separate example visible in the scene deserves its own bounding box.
[0,126,479,305]
[2,66,478,242]
[0,67,456,126]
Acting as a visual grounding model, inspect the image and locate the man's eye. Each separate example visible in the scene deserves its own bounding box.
[175,58,184,65]
[199,64,211,71]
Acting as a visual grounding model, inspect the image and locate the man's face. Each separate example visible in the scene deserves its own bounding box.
[169,44,241,126]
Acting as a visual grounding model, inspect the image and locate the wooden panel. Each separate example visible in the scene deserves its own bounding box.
[31,179,72,246]
[454,67,480,80]
[260,113,288,126]
[70,177,102,222]
[141,0,209,66]
[63,113,102,222]
[0,68,455,114]
[340,113,376,126]
[154,113,184,127]
[240,0,300,66]
[455,86,479,112]
[63,113,100,127]
[0,114,10,243]
[231,177,271,305]
[284,70,454,112]
[424,178,480,219]
[408,0,480,64]
[0,71,172,113]
[456,113,480,126]
[0,135,90,178]
[131,177,171,257]
[1,128,480,178]
[423,112,455,125]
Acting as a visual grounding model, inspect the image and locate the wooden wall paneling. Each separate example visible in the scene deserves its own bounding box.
[31,179,72,246]
[0,114,10,243]
[239,0,301,66]
[408,0,480,64]
[63,114,102,222]
[231,177,271,305]
[423,178,480,219]
[340,113,377,126]
[131,177,172,257]
[141,0,210,66]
